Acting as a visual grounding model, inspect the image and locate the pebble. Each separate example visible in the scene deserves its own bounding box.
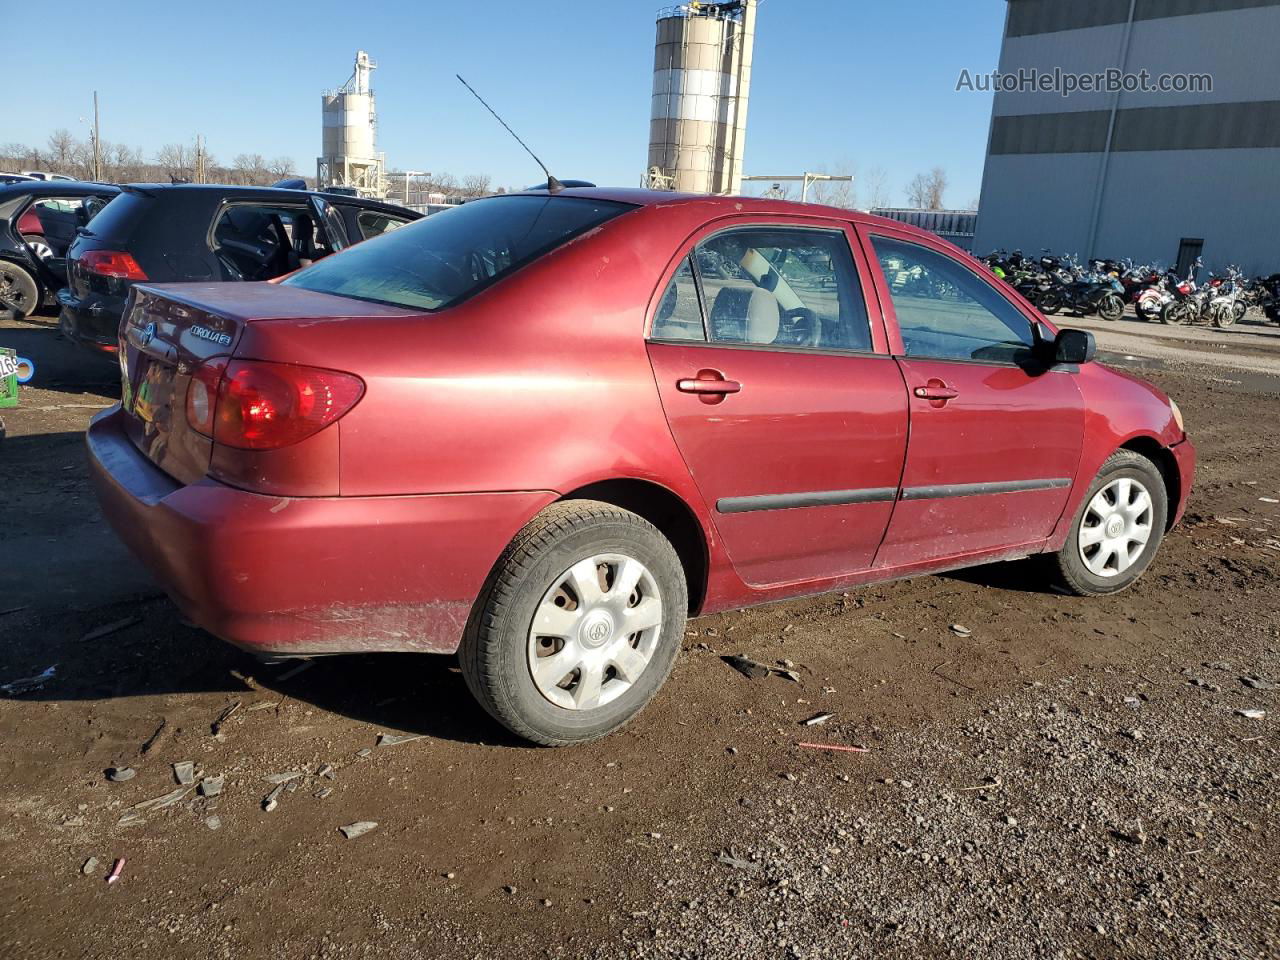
[205,816,222,831]
[81,857,99,876]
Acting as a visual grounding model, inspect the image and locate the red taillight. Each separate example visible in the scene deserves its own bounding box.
[81,249,148,281]
[189,359,364,450]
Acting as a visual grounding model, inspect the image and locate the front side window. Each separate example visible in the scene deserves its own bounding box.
[356,210,411,240]
[870,236,1034,363]
[651,226,872,352]
[212,204,334,281]
[284,195,633,311]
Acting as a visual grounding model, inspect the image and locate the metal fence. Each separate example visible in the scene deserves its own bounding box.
[869,208,978,252]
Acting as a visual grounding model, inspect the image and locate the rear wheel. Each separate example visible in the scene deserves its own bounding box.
[0,260,39,320]
[1037,290,1062,316]
[1049,450,1168,596]
[1161,301,1189,325]
[21,235,53,261]
[459,500,688,746]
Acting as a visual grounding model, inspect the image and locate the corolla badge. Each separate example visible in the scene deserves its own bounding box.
[191,324,233,347]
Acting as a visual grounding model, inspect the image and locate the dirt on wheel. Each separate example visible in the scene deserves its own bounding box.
[0,313,1277,959]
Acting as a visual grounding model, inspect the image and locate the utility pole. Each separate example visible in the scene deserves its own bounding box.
[195,134,206,184]
[92,91,102,182]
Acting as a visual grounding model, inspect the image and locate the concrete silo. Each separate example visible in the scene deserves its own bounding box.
[647,1,757,195]
[317,50,387,197]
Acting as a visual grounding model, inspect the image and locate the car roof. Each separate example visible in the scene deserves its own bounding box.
[507,186,947,246]
[0,181,120,199]
[121,182,417,215]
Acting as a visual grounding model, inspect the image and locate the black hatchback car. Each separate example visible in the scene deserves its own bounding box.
[0,181,120,319]
[59,184,421,355]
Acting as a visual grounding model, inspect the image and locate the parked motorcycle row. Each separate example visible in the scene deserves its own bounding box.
[982,249,1280,329]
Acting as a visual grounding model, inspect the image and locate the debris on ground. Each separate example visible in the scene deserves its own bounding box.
[797,742,870,754]
[1110,821,1148,846]
[105,859,125,885]
[262,784,287,812]
[139,720,167,755]
[1241,676,1277,691]
[82,857,99,876]
[723,655,803,682]
[1,665,56,695]
[264,772,303,785]
[317,764,336,779]
[106,767,136,783]
[133,786,193,812]
[377,733,426,747]
[198,776,224,798]
[339,821,378,839]
[316,787,334,800]
[950,624,973,637]
[173,761,195,785]
[211,702,241,735]
[78,617,140,643]
[205,815,222,831]
[716,851,760,872]
[1236,708,1267,719]
[245,701,278,713]
[802,712,834,726]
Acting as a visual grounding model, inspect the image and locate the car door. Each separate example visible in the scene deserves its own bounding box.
[646,218,909,587]
[309,196,350,252]
[857,225,1085,568]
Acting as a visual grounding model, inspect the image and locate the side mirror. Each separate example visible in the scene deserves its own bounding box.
[1054,328,1096,365]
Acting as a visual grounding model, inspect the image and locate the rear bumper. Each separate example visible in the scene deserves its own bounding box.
[1169,435,1196,527]
[87,405,556,656]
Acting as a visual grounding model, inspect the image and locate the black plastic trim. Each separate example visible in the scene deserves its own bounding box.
[716,487,898,514]
[901,478,1071,501]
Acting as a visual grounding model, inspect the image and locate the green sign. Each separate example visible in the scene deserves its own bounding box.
[0,347,18,409]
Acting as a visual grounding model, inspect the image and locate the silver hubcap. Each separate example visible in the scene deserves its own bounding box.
[1078,477,1154,577]
[527,554,663,711]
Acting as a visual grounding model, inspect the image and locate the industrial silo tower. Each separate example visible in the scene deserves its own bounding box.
[317,50,387,197]
[647,0,757,195]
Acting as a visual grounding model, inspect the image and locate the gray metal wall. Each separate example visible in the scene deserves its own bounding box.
[973,1,1280,274]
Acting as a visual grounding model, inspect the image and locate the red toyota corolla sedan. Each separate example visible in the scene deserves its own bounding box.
[87,188,1195,745]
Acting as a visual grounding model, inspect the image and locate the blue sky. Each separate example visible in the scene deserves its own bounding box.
[9,0,1005,207]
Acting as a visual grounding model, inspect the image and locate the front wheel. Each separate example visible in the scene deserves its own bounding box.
[1049,451,1168,596]
[459,500,688,746]
[1036,290,1062,316]
[1161,301,1189,325]
[1098,293,1124,322]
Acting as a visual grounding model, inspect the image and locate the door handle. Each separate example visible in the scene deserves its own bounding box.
[677,378,742,395]
[913,385,958,400]
[677,369,741,405]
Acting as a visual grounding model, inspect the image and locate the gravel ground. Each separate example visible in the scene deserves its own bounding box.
[0,313,1278,959]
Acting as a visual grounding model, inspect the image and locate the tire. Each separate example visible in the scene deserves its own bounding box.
[1213,304,1237,329]
[1049,450,1168,597]
[1037,291,1062,316]
[1161,301,1188,325]
[0,260,40,320]
[459,500,688,746]
[1233,300,1247,324]
[1098,293,1124,322]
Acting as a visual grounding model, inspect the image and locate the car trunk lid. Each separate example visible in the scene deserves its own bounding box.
[118,282,418,487]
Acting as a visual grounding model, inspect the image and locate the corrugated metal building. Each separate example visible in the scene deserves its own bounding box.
[973,0,1280,275]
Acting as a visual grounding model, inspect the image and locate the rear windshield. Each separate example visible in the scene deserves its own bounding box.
[79,190,149,240]
[282,195,633,311]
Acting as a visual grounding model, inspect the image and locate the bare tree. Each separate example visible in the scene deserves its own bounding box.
[906,167,949,210]
[46,129,77,172]
[461,173,492,197]
[861,166,892,211]
[809,162,858,209]
[267,156,296,179]
[155,143,192,179]
[232,153,268,185]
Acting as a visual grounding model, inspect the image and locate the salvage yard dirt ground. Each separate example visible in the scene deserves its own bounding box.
[1,312,1277,960]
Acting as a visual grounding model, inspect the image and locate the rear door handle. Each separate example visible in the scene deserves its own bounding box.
[677,378,742,395]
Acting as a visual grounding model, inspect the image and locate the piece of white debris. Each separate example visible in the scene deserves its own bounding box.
[339,821,378,840]
[1236,708,1267,719]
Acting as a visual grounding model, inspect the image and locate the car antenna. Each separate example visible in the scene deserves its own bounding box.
[456,74,563,193]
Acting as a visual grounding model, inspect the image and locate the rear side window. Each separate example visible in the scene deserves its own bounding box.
[870,236,1033,363]
[651,226,872,352]
[283,195,633,311]
[76,191,147,242]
